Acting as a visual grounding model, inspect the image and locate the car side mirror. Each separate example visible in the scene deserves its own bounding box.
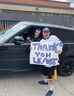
[13,36,24,45]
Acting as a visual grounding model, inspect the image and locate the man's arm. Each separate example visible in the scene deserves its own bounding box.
[53,35,63,55]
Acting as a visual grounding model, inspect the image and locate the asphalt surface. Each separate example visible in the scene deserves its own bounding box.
[0,71,73,96]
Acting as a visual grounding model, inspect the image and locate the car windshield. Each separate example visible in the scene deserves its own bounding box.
[0,22,28,43]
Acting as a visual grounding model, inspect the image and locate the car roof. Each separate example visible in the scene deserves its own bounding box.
[20,21,74,31]
[0,21,74,44]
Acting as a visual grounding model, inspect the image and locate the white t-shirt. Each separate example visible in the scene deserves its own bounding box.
[40,35,63,67]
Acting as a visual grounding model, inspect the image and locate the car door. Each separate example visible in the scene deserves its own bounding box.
[0,22,49,71]
[0,32,33,72]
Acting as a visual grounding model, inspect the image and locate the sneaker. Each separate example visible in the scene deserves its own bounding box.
[45,90,53,96]
[38,80,48,85]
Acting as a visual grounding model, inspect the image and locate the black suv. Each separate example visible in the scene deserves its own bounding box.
[0,21,74,76]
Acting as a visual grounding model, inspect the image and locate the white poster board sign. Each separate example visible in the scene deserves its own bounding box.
[30,42,59,68]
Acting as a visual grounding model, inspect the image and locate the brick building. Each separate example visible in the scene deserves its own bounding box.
[0,0,74,31]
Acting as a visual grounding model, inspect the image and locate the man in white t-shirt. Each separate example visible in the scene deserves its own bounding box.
[38,27,63,95]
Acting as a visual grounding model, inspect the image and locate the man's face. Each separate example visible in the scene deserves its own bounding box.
[42,31,50,39]
[34,30,41,38]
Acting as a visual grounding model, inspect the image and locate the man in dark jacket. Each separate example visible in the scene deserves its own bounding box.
[32,29,42,42]
[26,29,41,42]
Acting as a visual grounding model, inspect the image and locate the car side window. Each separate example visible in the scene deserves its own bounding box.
[6,25,44,45]
[12,35,25,45]
[7,31,27,45]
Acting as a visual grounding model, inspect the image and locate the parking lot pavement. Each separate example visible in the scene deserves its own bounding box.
[0,71,73,96]
[55,74,74,96]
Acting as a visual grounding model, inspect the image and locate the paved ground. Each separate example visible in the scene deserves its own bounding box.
[0,71,73,96]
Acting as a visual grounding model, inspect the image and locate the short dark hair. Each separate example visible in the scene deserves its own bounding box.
[35,29,41,32]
